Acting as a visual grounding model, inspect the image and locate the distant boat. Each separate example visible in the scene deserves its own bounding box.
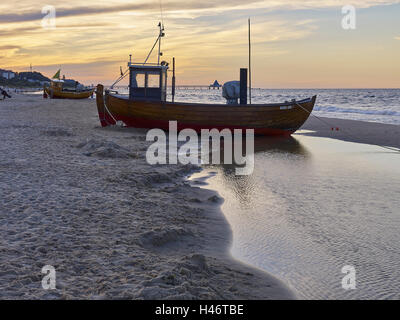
[44,69,94,99]
[95,24,316,136]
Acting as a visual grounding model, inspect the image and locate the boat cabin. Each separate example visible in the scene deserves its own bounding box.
[128,63,169,101]
[50,79,64,91]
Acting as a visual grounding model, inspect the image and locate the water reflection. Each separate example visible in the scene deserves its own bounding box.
[253,135,310,156]
[203,136,310,207]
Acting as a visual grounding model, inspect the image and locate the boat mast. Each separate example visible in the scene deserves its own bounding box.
[110,22,165,88]
[248,18,252,105]
[158,22,164,65]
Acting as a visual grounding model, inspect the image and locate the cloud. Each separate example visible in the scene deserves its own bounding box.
[0,1,260,23]
[1,0,399,87]
[0,26,42,37]
[0,45,21,50]
[1,1,399,23]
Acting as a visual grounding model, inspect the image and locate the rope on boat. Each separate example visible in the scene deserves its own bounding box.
[102,90,119,126]
[143,33,162,65]
[104,103,118,125]
[294,101,400,154]
[110,69,129,89]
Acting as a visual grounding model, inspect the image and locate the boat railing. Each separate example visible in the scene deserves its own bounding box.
[106,89,119,94]
[128,62,166,67]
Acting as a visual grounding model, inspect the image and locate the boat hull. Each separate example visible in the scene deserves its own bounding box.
[95,84,316,136]
[44,87,94,99]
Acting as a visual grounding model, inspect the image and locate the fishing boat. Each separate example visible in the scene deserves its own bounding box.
[96,23,316,136]
[44,69,94,99]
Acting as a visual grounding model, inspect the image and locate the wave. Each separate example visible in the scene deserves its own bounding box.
[314,105,400,117]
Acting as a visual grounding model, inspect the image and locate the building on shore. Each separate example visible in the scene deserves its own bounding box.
[0,69,16,80]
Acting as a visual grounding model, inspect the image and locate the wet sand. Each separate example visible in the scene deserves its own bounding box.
[301,116,400,149]
[0,94,292,299]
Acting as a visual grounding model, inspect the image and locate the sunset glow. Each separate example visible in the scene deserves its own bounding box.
[1,0,399,87]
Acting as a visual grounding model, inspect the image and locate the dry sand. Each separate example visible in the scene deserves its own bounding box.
[0,94,293,300]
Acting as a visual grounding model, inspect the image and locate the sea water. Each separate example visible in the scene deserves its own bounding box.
[110,87,400,124]
[190,135,400,299]
[130,88,399,125]
[180,88,400,299]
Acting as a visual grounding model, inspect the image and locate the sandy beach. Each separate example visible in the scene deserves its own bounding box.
[0,94,293,300]
[1,93,399,300]
[2,0,399,303]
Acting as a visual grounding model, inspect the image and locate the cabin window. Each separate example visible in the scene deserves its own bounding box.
[135,73,145,88]
[147,74,160,88]
[129,67,167,101]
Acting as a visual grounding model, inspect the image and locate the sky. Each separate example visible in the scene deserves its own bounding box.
[0,0,399,88]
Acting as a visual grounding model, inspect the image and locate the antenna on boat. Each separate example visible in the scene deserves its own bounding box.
[159,0,164,26]
[248,18,252,104]
[172,57,176,102]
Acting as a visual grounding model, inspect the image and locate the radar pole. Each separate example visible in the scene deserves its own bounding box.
[248,18,252,105]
